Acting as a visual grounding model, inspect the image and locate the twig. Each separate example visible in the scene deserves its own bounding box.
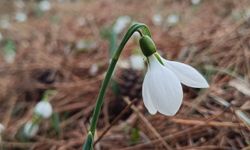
[169,118,246,128]
[123,97,172,150]
[0,141,35,149]
[94,99,137,145]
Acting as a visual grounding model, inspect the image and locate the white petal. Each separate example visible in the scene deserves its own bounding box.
[146,55,183,116]
[142,72,157,114]
[164,60,209,88]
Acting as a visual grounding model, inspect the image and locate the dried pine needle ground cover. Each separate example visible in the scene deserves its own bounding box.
[0,0,249,149]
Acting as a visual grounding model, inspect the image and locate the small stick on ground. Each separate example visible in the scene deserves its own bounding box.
[94,99,137,145]
[123,97,173,150]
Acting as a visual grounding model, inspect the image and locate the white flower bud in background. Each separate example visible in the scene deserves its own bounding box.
[76,40,97,52]
[34,101,53,119]
[167,14,180,26]
[15,12,27,22]
[0,123,5,134]
[23,121,39,138]
[152,14,163,26]
[129,55,145,71]
[113,16,131,34]
[39,0,51,12]
[89,64,99,76]
[132,32,140,41]
[191,0,201,5]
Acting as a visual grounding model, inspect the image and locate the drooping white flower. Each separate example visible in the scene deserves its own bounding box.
[34,101,53,119]
[142,53,209,116]
[23,121,39,138]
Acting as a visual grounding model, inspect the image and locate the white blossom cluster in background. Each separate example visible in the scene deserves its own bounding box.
[152,13,180,27]
[151,0,203,27]
[23,100,53,138]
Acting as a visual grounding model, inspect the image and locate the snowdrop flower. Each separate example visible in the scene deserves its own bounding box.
[34,101,53,119]
[140,35,209,116]
[113,16,131,34]
[23,121,39,138]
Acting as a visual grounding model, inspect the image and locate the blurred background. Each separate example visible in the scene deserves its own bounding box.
[0,0,249,149]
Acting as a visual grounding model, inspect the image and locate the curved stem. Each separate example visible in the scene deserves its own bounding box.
[89,23,151,136]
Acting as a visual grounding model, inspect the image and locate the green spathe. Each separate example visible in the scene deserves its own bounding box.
[139,35,156,57]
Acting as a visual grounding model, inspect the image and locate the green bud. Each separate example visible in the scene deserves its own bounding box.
[139,35,156,57]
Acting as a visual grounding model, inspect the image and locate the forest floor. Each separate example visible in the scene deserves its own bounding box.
[0,0,249,149]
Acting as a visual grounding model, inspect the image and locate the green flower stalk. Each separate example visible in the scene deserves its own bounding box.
[83,23,152,150]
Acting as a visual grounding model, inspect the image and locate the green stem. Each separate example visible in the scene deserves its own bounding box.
[83,23,151,149]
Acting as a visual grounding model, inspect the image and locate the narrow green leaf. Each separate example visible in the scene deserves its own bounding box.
[82,132,94,150]
[51,113,60,136]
